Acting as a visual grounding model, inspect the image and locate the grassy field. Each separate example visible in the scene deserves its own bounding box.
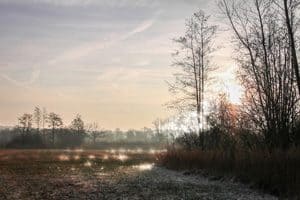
[0,149,158,199]
[0,149,276,200]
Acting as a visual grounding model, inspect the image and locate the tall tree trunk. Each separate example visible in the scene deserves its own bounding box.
[201,34,205,133]
[52,126,55,147]
[191,37,201,136]
[284,0,300,96]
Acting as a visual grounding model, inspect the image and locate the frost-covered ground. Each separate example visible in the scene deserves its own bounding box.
[0,150,276,200]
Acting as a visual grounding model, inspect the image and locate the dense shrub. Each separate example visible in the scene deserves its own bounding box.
[158,148,300,198]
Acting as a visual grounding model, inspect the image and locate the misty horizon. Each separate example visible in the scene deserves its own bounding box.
[0,0,242,130]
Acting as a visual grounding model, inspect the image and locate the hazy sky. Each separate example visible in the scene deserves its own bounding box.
[0,0,241,129]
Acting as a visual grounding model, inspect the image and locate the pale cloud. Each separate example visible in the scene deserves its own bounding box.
[0,0,99,6]
[0,67,40,89]
[127,18,155,35]
[134,60,150,67]
[48,17,157,66]
[96,67,166,85]
[0,0,205,7]
[0,74,30,89]
[32,0,94,6]
[28,68,40,85]
[0,0,158,11]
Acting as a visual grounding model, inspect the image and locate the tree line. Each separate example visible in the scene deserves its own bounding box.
[0,107,169,149]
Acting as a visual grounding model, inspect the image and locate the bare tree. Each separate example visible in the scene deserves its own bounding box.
[18,113,33,134]
[168,10,217,135]
[33,106,41,133]
[152,118,164,143]
[47,112,63,146]
[42,107,47,132]
[86,122,102,145]
[70,114,85,134]
[282,0,300,96]
[220,0,299,149]
[152,118,161,135]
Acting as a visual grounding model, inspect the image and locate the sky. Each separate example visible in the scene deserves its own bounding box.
[0,0,242,130]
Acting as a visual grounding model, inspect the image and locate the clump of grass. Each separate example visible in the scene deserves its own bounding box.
[157,148,300,198]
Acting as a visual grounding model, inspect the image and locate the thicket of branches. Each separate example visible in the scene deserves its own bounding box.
[163,1,300,197]
[168,1,300,151]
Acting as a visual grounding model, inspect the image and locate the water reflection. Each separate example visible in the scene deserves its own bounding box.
[108,149,116,154]
[84,161,92,167]
[74,155,80,160]
[55,148,166,164]
[114,154,128,161]
[104,148,166,154]
[58,154,70,161]
[132,163,154,171]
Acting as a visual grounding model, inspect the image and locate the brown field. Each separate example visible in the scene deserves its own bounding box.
[158,148,300,198]
[0,149,276,200]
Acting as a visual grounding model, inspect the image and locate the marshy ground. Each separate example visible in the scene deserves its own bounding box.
[0,149,276,200]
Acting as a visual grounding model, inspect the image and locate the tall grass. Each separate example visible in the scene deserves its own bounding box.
[157,147,300,197]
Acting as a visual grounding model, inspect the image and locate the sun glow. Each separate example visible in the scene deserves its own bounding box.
[217,65,244,105]
[226,84,243,105]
